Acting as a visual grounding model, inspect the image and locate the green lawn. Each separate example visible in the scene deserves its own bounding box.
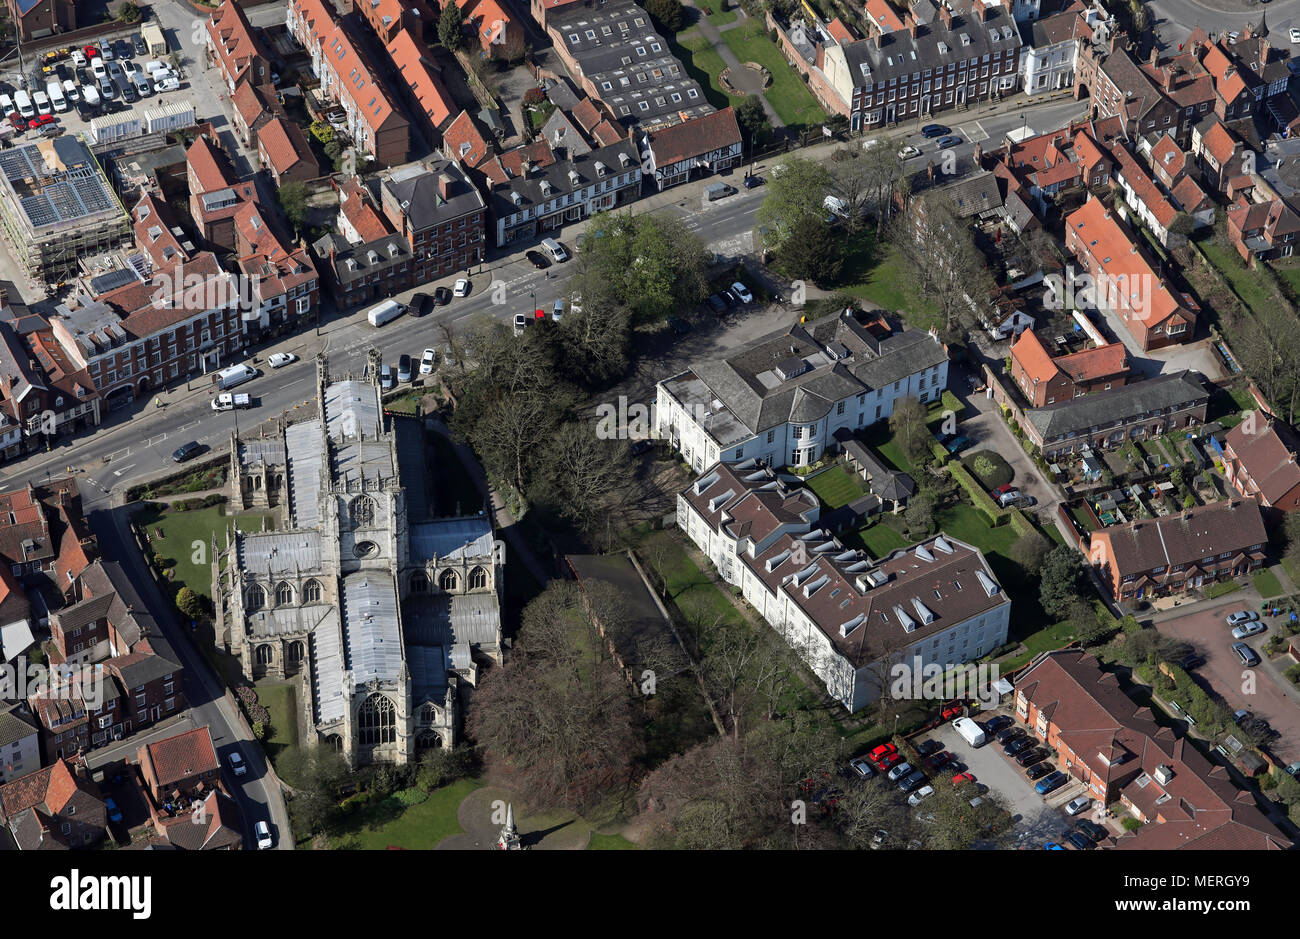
[693,0,738,25]
[672,31,742,111]
[1197,235,1280,317]
[1274,262,1300,299]
[803,465,864,509]
[718,19,827,130]
[859,423,919,477]
[255,683,300,773]
[134,504,275,600]
[589,832,641,849]
[1253,567,1284,600]
[834,232,942,330]
[841,517,909,558]
[648,531,745,628]
[328,778,481,850]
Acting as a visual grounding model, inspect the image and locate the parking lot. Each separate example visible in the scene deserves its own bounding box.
[1,34,191,146]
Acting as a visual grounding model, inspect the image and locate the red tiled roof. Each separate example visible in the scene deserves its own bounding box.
[1201,120,1239,166]
[186,135,236,195]
[645,107,742,168]
[1148,133,1187,178]
[463,0,511,46]
[387,29,454,130]
[336,176,392,242]
[1169,174,1211,214]
[132,192,190,270]
[141,726,218,788]
[1225,414,1300,505]
[863,0,905,32]
[827,17,856,43]
[442,110,495,169]
[1110,142,1177,228]
[1009,329,1058,386]
[0,759,90,820]
[258,117,319,177]
[207,0,268,88]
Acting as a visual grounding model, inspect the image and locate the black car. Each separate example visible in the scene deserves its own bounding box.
[433,286,451,306]
[1025,762,1053,781]
[705,294,727,315]
[984,715,1013,735]
[1016,747,1047,767]
[921,124,950,138]
[630,439,654,456]
[996,726,1023,745]
[55,63,71,83]
[75,66,91,86]
[114,39,133,60]
[171,441,203,463]
[1075,819,1108,842]
[1005,736,1033,757]
[916,739,943,758]
[743,174,764,188]
[133,33,148,57]
[898,770,927,793]
[666,315,691,335]
[410,292,432,316]
[525,249,550,269]
[1065,831,1094,850]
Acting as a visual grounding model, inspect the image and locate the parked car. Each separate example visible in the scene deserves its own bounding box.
[227,752,248,777]
[1026,762,1053,781]
[452,278,471,297]
[873,752,904,772]
[1044,842,1065,850]
[867,743,897,761]
[1065,831,1094,850]
[996,726,1023,745]
[743,173,764,188]
[1226,610,1259,627]
[920,124,950,138]
[105,797,123,824]
[114,39,133,61]
[409,292,432,317]
[267,352,297,369]
[420,348,437,376]
[952,771,976,786]
[666,315,692,335]
[1005,736,1033,756]
[898,770,927,793]
[1233,641,1261,667]
[992,483,1016,497]
[171,441,203,463]
[1232,621,1267,640]
[1035,771,1067,794]
[940,702,964,721]
[916,739,943,757]
[1064,796,1092,816]
[898,145,921,159]
[397,354,412,383]
[944,435,970,453]
[887,761,913,782]
[513,312,531,335]
[1016,747,1048,767]
[730,282,754,304]
[848,757,875,779]
[924,751,953,772]
[133,33,148,57]
[706,293,728,315]
[936,135,963,149]
[433,286,451,306]
[525,249,550,269]
[379,363,394,390]
[984,715,1013,734]
[255,820,273,850]
[907,785,934,806]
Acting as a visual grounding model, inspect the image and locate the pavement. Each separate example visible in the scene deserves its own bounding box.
[1148,0,1300,48]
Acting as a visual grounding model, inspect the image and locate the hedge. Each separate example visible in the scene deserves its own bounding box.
[1005,507,1035,538]
[929,437,950,466]
[949,459,1003,520]
[941,389,964,418]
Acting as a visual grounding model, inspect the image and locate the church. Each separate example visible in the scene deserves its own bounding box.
[211,351,504,765]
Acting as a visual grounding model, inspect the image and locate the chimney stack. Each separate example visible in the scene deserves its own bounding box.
[939,4,952,28]
[1165,66,1176,92]
[437,172,453,200]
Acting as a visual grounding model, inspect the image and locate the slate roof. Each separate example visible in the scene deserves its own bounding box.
[1026,370,1207,439]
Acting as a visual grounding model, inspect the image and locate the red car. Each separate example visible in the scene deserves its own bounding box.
[83,45,100,58]
[953,772,977,786]
[867,743,897,761]
[941,703,964,721]
[925,750,954,772]
[28,114,55,129]
[992,483,1015,497]
[873,752,905,772]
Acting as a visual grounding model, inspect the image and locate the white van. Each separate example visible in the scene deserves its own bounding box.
[14,90,33,119]
[540,237,568,263]
[0,94,13,115]
[46,81,67,112]
[952,717,987,747]
[823,195,848,218]
[366,298,405,327]
[144,59,167,76]
[32,90,50,115]
[215,363,257,391]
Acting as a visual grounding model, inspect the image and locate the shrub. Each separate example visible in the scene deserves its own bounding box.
[393,787,429,807]
[1121,817,1143,832]
[948,460,1002,519]
[176,587,203,620]
[1284,664,1300,686]
[523,86,545,106]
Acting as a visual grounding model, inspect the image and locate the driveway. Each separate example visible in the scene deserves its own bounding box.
[1155,601,1300,765]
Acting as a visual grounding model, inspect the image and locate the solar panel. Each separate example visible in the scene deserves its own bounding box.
[88,268,140,294]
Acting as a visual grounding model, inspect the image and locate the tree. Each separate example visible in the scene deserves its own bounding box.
[439,0,466,50]
[774,212,844,285]
[644,0,684,33]
[830,143,907,233]
[1040,545,1087,619]
[894,194,995,340]
[888,396,929,464]
[1010,530,1050,576]
[175,587,203,620]
[466,582,641,813]
[903,489,936,538]
[118,2,142,23]
[277,181,309,238]
[415,746,475,791]
[533,420,636,546]
[734,95,770,149]
[757,156,832,249]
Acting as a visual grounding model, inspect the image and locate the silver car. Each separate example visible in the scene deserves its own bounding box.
[1225,610,1258,627]
[1231,621,1267,640]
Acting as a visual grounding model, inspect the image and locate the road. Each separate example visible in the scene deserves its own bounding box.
[88,504,293,849]
[1147,0,1300,48]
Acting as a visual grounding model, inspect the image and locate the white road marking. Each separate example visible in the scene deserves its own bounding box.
[966,120,990,143]
[146,433,167,447]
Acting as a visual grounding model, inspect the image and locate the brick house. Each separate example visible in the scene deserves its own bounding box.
[1009,329,1129,407]
[385,28,456,143]
[187,134,257,253]
[462,0,513,55]
[233,201,321,340]
[1225,193,1300,264]
[353,0,436,45]
[4,0,75,42]
[1192,117,1251,193]
[378,158,486,282]
[138,726,220,805]
[0,704,40,785]
[28,668,124,764]
[257,117,324,187]
[1063,196,1198,350]
[1088,499,1267,602]
[1014,650,1290,849]
[231,81,284,150]
[0,757,106,850]
[0,477,96,602]
[206,0,274,94]
[0,319,101,457]
[1221,413,1300,513]
[1021,369,1208,461]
